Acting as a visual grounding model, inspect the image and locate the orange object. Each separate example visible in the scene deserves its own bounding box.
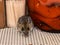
[40,0,60,5]
[28,0,60,32]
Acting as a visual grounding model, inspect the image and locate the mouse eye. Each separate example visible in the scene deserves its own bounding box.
[27,27,30,30]
[21,27,24,31]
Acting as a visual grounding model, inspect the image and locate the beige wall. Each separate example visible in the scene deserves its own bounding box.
[6,0,25,27]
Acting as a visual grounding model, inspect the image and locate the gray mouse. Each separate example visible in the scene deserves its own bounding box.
[17,15,34,37]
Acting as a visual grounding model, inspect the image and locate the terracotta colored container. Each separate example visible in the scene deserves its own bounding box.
[28,0,60,32]
[0,0,6,28]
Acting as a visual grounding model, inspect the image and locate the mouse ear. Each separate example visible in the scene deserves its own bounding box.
[18,16,23,24]
[28,16,32,23]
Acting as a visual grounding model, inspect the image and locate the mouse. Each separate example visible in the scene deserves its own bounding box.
[17,15,34,37]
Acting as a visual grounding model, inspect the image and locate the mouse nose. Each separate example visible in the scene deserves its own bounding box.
[24,32,29,36]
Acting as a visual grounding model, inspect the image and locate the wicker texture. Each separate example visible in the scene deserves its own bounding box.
[0,28,60,45]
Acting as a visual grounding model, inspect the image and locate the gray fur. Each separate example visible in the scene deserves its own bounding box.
[17,15,34,37]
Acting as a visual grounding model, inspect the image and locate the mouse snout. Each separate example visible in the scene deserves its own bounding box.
[24,31,29,34]
[23,32,29,36]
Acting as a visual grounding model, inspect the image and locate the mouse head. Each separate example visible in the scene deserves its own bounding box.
[17,15,34,36]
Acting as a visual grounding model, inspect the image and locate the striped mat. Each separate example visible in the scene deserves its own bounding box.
[0,28,60,45]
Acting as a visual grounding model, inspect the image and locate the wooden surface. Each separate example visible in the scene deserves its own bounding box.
[0,27,60,45]
[0,0,6,28]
